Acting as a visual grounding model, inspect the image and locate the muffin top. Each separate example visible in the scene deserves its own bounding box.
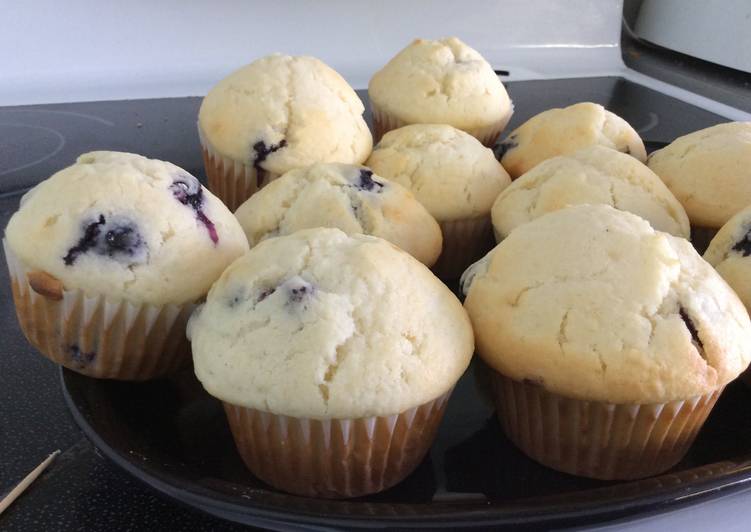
[366,124,511,221]
[704,204,751,310]
[647,122,751,228]
[234,163,442,266]
[498,102,647,178]
[463,204,751,403]
[188,228,474,419]
[198,54,372,175]
[491,146,690,240]
[368,37,512,132]
[5,152,249,305]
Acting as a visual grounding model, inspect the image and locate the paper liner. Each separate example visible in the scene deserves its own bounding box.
[370,101,512,147]
[490,371,722,480]
[4,241,195,380]
[223,388,453,498]
[198,125,280,212]
[431,216,494,280]
[690,225,718,256]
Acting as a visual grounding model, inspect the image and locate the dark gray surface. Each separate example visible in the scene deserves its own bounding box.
[0,99,206,194]
[0,78,738,531]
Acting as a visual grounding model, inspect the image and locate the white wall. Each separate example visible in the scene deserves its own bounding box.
[1,0,624,105]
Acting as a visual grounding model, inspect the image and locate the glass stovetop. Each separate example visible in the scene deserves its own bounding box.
[0,77,736,532]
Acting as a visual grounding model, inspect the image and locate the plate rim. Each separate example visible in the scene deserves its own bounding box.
[60,367,751,529]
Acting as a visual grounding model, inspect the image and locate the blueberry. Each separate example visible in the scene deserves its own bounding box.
[69,345,96,368]
[252,139,287,171]
[679,307,703,350]
[495,135,518,160]
[227,286,277,308]
[354,169,384,192]
[285,278,315,305]
[104,225,141,257]
[63,215,106,265]
[64,215,146,266]
[169,174,218,244]
[170,177,203,210]
[257,287,276,303]
[732,230,751,257]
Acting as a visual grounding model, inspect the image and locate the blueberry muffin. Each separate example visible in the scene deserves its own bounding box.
[463,204,751,480]
[234,163,442,266]
[704,204,751,311]
[368,37,513,146]
[4,151,249,379]
[498,102,647,179]
[188,227,473,497]
[199,54,373,210]
[491,146,690,241]
[647,122,751,251]
[366,124,511,278]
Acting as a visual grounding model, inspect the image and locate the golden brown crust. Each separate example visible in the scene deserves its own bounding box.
[27,270,63,300]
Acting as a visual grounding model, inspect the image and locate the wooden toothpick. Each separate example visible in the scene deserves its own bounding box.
[0,450,61,515]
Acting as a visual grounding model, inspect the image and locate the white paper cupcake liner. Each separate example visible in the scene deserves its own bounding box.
[223,388,453,498]
[198,125,280,212]
[431,216,495,280]
[5,240,195,380]
[371,101,513,147]
[490,370,722,480]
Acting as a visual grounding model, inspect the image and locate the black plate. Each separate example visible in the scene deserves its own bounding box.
[61,361,751,530]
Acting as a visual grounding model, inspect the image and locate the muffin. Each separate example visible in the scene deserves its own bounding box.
[647,122,751,252]
[234,163,442,266]
[462,204,751,480]
[188,228,473,497]
[491,145,690,242]
[198,54,373,210]
[704,204,751,311]
[4,151,249,380]
[366,124,511,278]
[368,37,513,146]
[498,102,647,179]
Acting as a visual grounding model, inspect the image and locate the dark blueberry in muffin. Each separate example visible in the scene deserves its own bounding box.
[286,278,315,304]
[103,225,142,257]
[732,229,751,257]
[170,176,203,210]
[679,307,704,351]
[64,215,146,265]
[354,169,384,192]
[252,139,287,170]
[494,135,518,160]
[170,174,218,244]
[63,215,106,265]
[68,345,96,368]
[257,287,276,303]
[228,286,277,308]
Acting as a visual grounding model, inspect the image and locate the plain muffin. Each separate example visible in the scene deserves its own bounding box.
[491,146,690,241]
[234,163,442,266]
[463,204,751,480]
[498,102,647,178]
[367,124,510,278]
[647,122,751,229]
[368,37,513,146]
[5,151,249,379]
[198,54,373,210]
[189,228,473,497]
